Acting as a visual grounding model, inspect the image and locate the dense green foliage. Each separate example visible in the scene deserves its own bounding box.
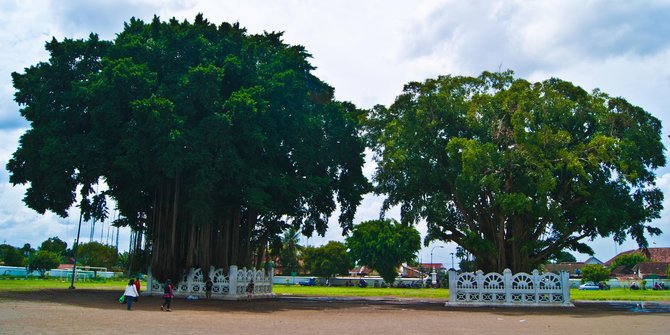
[608,252,650,271]
[39,237,68,262]
[278,227,302,275]
[0,244,26,266]
[28,250,61,277]
[76,242,118,269]
[302,241,352,277]
[8,15,368,282]
[346,219,421,284]
[364,71,665,272]
[580,264,611,284]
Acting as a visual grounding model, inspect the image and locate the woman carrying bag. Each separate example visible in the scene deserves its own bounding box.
[123,279,139,310]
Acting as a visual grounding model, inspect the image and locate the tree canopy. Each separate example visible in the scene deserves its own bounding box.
[29,250,61,277]
[39,237,68,259]
[346,219,421,284]
[302,241,352,277]
[8,15,368,282]
[278,227,303,275]
[0,244,25,266]
[580,264,610,284]
[608,252,650,271]
[76,242,119,269]
[364,71,665,272]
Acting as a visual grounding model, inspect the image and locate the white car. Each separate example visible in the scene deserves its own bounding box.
[578,282,600,290]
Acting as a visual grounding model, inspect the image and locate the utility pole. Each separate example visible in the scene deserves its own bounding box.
[69,212,84,289]
[430,245,444,288]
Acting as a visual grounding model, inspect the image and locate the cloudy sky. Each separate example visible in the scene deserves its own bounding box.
[1,0,670,267]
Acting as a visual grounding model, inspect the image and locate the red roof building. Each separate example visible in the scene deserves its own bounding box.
[604,247,670,265]
[631,262,670,279]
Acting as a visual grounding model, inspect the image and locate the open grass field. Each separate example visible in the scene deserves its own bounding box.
[0,278,127,292]
[2,278,669,301]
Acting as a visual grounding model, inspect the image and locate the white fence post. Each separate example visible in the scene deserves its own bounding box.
[228,265,238,297]
[503,269,512,303]
[532,269,540,302]
[448,269,457,303]
[475,270,484,303]
[561,271,570,305]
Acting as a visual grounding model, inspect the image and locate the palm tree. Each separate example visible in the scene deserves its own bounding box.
[279,227,303,275]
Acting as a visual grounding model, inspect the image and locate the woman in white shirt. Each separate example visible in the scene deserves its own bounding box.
[123,279,139,310]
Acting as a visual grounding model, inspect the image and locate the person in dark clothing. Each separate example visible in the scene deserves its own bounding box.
[246,279,254,300]
[161,279,174,311]
[205,277,213,299]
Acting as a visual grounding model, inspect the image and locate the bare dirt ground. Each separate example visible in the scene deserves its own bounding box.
[0,289,668,335]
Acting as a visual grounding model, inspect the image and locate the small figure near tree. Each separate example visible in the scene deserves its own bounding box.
[246,279,255,300]
[161,279,173,312]
[205,277,213,299]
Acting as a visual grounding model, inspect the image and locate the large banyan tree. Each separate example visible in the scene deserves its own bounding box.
[364,71,666,273]
[8,15,368,281]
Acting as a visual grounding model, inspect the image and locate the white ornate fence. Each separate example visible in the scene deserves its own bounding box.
[447,269,572,307]
[147,265,273,300]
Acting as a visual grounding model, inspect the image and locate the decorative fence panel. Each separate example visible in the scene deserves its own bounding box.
[147,265,273,300]
[447,269,572,307]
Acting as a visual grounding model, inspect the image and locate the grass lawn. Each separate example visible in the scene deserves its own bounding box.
[273,284,450,299]
[570,287,670,301]
[274,285,670,301]
[1,278,669,301]
[0,278,127,292]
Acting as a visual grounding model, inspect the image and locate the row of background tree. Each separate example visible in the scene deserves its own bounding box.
[2,223,639,285]
[0,219,421,284]
[0,236,133,276]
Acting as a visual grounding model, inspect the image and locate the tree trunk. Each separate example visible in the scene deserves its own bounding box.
[230,209,240,267]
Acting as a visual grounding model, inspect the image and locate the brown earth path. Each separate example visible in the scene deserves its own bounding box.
[0,289,667,335]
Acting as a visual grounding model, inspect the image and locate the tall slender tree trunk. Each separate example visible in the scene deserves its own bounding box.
[230,209,240,267]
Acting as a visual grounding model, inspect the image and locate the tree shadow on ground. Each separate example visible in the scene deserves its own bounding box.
[1,289,667,317]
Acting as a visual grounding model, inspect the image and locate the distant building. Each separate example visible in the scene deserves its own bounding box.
[583,256,603,265]
[349,265,374,277]
[542,262,586,277]
[631,262,669,279]
[398,263,441,278]
[604,247,670,265]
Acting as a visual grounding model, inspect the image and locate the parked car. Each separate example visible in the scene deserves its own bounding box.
[299,277,317,286]
[578,282,600,290]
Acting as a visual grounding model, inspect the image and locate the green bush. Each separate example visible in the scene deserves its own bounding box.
[28,251,61,277]
[580,264,610,283]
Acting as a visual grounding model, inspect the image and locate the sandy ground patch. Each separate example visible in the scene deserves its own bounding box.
[0,289,667,335]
